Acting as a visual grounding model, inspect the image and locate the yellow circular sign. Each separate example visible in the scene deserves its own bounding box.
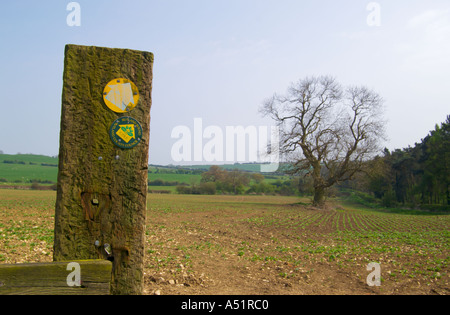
[103,78,139,113]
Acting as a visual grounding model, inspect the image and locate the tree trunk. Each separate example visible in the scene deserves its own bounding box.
[313,185,326,207]
[53,44,154,295]
[311,161,326,207]
[447,183,450,206]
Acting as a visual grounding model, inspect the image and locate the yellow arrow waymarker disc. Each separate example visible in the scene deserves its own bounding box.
[103,78,139,113]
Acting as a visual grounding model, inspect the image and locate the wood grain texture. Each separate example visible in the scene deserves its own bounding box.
[0,260,112,295]
[53,44,154,295]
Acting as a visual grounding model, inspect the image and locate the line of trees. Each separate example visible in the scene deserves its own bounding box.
[148,179,182,186]
[357,115,449,209]
[174,115,449,212]
[176,165,301,196]
[2,160,57,167]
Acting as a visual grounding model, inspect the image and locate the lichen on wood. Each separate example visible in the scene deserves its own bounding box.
[53,44,154,295]
[0,260,112,295]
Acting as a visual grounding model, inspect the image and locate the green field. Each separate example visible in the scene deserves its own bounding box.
[0,154,203,185]
[180,163,269,173]
[0,190,448,295]
[0,155,58,183]
[1,154,448,294]
[148,172,202,184]
[0,154,284,188]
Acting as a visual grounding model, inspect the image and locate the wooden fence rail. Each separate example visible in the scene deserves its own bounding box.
[0,260,112,295]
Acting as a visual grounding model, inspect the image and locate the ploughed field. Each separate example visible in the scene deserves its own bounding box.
[0,190,448,295]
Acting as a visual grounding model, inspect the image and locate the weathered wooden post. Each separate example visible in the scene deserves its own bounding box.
[53,44,154,295]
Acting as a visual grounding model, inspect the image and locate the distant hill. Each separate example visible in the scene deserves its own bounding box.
[158,162,288,174]
[0,154,58,183]
[0,154,58,164]
[0,154,287,185]
[178,163,264,173]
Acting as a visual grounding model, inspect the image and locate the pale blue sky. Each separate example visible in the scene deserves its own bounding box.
[0,1,449,164]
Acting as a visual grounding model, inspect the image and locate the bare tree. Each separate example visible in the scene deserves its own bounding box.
[261,76,386,207]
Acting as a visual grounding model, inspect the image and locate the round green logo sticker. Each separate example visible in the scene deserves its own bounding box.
[109,117,143,149]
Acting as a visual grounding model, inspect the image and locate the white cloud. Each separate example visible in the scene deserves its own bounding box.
[406,9,450,30]
[207,38,272,66]
[337,31,369,41]
[400,9,450,71]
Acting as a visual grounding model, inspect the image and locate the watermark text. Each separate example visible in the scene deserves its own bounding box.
[67,2,81,27]
[66,262,81,287]
[367,2,381,27]
[171,118,280,172]
[366,262,381,287]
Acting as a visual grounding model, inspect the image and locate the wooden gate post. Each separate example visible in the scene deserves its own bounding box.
[53,44,154,295]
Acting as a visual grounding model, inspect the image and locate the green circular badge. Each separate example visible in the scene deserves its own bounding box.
[109,117,143,149]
